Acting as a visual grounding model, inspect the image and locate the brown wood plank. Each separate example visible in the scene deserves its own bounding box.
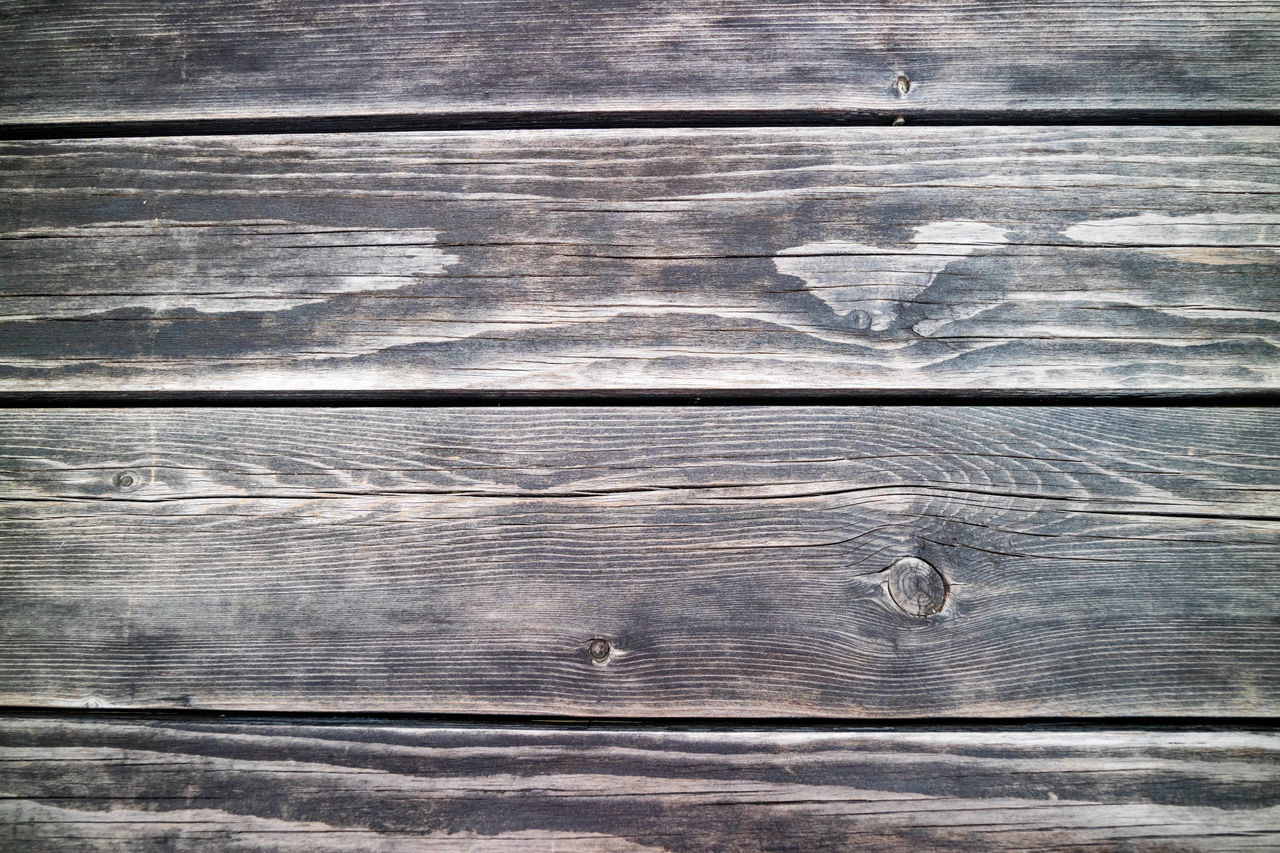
[2,717,1278,851]
[2,127,1278,395]
[2,407,1277,716]
[2,1,1278,125]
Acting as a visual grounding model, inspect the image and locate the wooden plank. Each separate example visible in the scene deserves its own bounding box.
[2,717,1278,851]
[2,1,1278,125]
[2,406,1277,716]
[2,127,1278,395]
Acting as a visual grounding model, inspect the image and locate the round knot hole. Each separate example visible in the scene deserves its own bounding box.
[886,556,948,618]
[895,74,911,97]
[587,638,612,664]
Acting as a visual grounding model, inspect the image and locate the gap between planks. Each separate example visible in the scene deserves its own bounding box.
[4,111,1280,143]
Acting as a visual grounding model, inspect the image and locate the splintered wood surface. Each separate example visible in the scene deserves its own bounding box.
[2,127,1278,395]
[2,717,1278,851]
[2,1,1278,125]
[2,407,1277,716]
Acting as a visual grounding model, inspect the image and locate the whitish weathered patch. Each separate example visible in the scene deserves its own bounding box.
[774,221,1008,330]
[0,221,459,318]
[1062,213,1280,265]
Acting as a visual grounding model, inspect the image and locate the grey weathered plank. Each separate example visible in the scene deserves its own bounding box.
[2,407,1277,716]
[2,1,1278,125]
[2,127,1278,394]
[2,717,1278,851]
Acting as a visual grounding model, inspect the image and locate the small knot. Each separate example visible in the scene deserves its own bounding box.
[114,470,142,491]
[892,116,906,127]
[885,556,948,617]
[587,638,612,664]
[845,309,872,330]
[895,75,911,97]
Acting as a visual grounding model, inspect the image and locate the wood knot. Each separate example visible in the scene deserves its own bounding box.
[587,638,612,664]
[845,309,872,329]
[114,470,142,491]
[894,74,911,97]
[885,556,948,617]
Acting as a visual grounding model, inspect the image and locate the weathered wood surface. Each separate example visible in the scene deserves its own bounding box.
[2,407,1277,716]
[2,127,1278,394]
[2,717,1278,851]
[2,1,1278,126]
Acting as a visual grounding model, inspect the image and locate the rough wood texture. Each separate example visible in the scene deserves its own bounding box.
[2,127,1278,394]
[2,717,1278,851]
[2,1,1278,125]
[2,407,1277,717]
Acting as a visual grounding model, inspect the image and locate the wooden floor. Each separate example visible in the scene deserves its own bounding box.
[2,2,1279,850]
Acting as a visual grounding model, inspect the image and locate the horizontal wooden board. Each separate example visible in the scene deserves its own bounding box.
[2,407,1277,716]
[2,1,1278,125]
[2,717,1278,851]
[2,127,1279,395]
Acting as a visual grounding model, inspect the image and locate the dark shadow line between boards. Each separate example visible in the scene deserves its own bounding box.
[0,706,1276,732]
[1,390,1278,409]
[2,108,1278,141]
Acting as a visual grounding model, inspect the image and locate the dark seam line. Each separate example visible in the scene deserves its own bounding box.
[0,706,1275,731]
[1,109,1278,141]
[1,390,1278,408]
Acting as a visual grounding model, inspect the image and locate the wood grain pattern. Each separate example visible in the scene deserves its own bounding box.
[2,407,1277,717]
[2,1,1278,126]
[2,127,1278,394]
[2,717,1278,851]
